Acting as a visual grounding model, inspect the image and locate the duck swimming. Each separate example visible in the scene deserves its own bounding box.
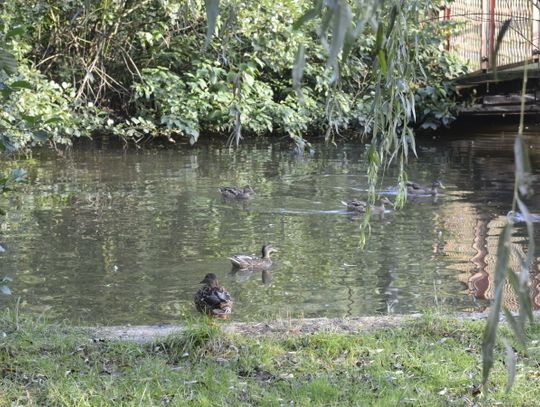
[194,273,233,319]
[218,185,256,199]
[406,180,445,196]
[341,197,392,215]
[228,244,278,270]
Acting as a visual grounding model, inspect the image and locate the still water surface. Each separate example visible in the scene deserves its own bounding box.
[1,124,540,325]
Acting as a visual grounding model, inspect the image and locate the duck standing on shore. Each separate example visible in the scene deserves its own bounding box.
[194,273,233,319]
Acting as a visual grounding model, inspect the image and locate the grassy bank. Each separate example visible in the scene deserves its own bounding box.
[1,312,539,406]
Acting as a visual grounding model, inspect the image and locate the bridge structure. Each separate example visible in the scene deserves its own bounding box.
[441,0,540,115]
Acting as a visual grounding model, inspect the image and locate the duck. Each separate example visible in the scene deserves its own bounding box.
[218,185,256,199]
[194,273,233,319]
[228,244,278,270]
[406,180,445,196]
[507,211,540,223]
[341,197,392,215]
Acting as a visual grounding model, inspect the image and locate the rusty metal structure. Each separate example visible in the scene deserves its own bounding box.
[442,0,540,72]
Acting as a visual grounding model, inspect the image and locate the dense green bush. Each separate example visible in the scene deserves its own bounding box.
[0,0,468,151]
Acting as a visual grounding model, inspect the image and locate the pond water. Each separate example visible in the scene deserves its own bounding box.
[1,123,540,325]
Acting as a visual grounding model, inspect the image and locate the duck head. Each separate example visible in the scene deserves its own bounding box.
[261,244,278,258]
[243,185,256,195]
[432,180,445,189]
[200,273,219,287]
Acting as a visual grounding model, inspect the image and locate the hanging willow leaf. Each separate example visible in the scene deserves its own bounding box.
[377,49,387,75]
[341,29,355,63]
[504,339,517,393]
[374,22,384,56]
[385,5,398,39]
[292,44,306,100]
[327,0,352,73]
[516,197,535,324]
[204,0,220,49]
[293,1,323,30]
[492,19,512,77]
[482,222,512,388]
[502,306,526,347]
[0,48,17,75]
[514,135,532,197]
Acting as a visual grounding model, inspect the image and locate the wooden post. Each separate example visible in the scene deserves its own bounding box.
[533,1,540,59]
[488,0,496,69]
[481,0,490,71]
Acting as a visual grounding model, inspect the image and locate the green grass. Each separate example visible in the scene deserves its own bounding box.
[1,311,540,406]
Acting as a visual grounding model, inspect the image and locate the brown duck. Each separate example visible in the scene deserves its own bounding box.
[218,185,256,199]
[194,273,233,319]
[341,197,392,215]
[406,180,444,196]
[228,244,278,270]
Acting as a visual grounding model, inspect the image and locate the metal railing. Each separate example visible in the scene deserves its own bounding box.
[441,0,540,71]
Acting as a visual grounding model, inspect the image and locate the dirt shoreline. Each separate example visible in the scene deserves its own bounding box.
[88,312,498,343]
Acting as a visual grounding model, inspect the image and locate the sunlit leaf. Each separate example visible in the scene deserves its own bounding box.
[204,0,220,49]
[6,26,25,39]
[10,80,32,90]
[45,117,63,124]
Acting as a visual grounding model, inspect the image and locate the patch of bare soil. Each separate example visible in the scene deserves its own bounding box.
[88,313,491,344]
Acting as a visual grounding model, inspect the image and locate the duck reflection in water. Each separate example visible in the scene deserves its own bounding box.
[230,268,273,285]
